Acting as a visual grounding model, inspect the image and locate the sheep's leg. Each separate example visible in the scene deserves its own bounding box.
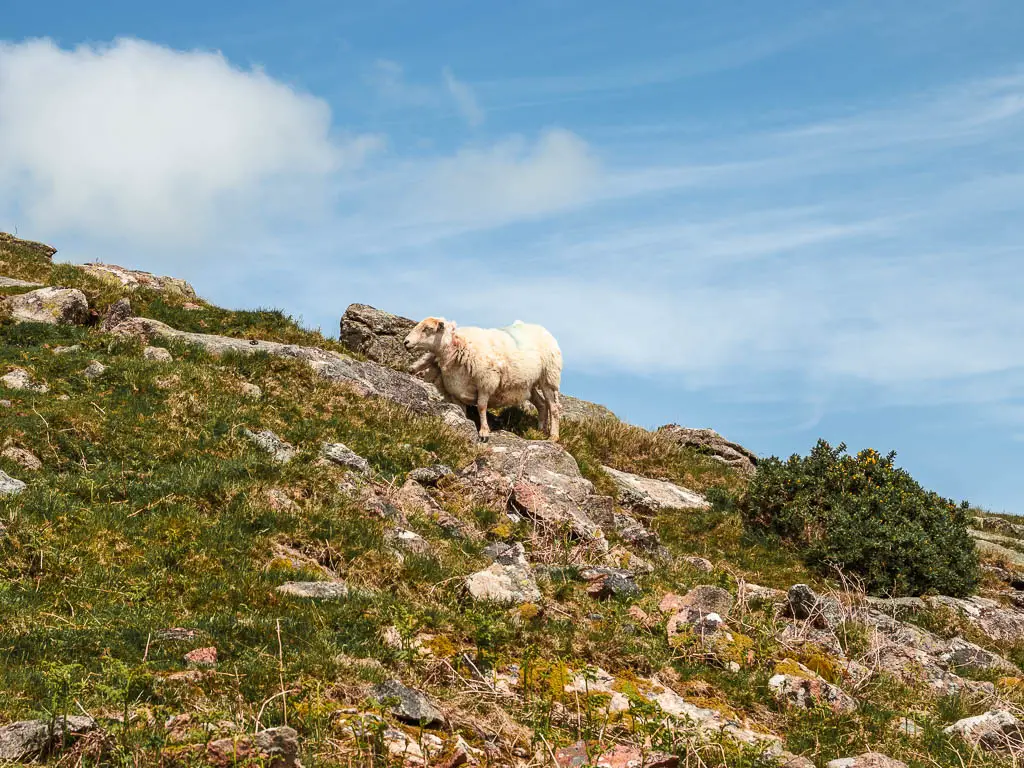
[530,388,548,434]
[541,385,561,441]
[476,391,492,443]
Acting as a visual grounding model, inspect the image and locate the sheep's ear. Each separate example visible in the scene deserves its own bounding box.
[436,320,445,332]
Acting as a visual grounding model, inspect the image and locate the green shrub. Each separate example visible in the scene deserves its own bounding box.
[739,440,978,597]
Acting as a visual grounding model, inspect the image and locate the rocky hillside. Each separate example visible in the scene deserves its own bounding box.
[2,232,1024,768]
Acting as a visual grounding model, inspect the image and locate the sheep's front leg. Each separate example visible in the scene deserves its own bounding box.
[476,391,492,443]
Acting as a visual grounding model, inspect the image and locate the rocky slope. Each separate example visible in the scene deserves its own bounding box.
[2,233,1024,768]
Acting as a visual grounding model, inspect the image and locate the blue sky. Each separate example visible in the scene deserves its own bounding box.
[3,1,1024,512]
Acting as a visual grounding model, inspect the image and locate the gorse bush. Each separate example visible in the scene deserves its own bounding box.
[740,440,978,597]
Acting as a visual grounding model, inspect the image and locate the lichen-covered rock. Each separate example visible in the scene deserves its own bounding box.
[4,286,89,325]
[143,346,173,362]
[275,581,350,600]
[581,567,640,599]
[2,368,48,393]
[944,709,1024,755]
[602,465,709,513]
[101,297,132,331]
[386,527,432,556]
[656,424,758,475]
[320,442,371,474]
[0,716,97,762]
[826,753,907,768]
[2,446,41,471]
[408,464,455,486]
[244,429,295,464]
[339,303,419,371]
[0,470,27,496]
[83,360,107,380]
[81,262,197,298]
[769,660,857,713]
[0,276,43,288]
[207,726,299,768]
[372,680,444,727]
[465,561,541,605]
[787,584,845,630]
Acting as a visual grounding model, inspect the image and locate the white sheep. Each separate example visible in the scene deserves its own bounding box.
[404,317,563,442]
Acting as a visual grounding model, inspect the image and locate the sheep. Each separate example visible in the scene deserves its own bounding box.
[403,317,563,442]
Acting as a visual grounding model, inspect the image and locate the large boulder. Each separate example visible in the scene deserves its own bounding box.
[656,425,758,475]
[3,286,89,325]
[339,303,419,371]
[602,465,709,514]
[458,431,611,540]
[80,262,197,298]
[0,716,97,762]
[944,710,1024,755]
[111,316,476,440]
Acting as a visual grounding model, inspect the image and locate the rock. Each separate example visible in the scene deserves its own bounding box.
[394,478,474,539]
[581,567,640,599]
[320,442,371,474]
[372,680,444,727]
[143,346,173,362]
[826,754,907,768]
[787,584,845,630]
[408,464,455,486]
[0,400,11,407]
[656,425,758,475]
[83,360,107,380]
[81,263,197,298]
[101,298,132,331]
[459,432,610,540]
[612,512,663,551]
[682,556,715,573]
[207,726,299,768]
[0,232,58,259]
[944,709,1024,755]
[667,585,735,626]
[0,716,97,762]
[769,661,857,713]
[239,382,262,399]
[465,560,541,605]
[893,717,922,737]
[155,627,203,642]
[0,470,27,496]
[51,345,81,354]
[941,637,1019,675]
[558,396,619,423]
[276,581,350,600]
[184,646,218,666]
[0,276,43,288]
[3,286,89,325]
[555,740,678,767]
[2,368,48,393]
[2,446,42,471]
[244,429,295,464]
[929,595,1024,644]
[488,541,529,567]
[602,465,709,514]
[386,528,432,556]
[339,303,419,371]
[111,316,476,440]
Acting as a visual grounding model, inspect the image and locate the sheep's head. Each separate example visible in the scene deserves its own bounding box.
[404,317,451,353]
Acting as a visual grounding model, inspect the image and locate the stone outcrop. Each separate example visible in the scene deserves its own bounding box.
[2,368,48,393]
[0,716,97,762]
[339,303,419,371]
[944,709,1024,755]
[81,262,197,298]
[602,465,709,514]
[3,286,89,325]
[0,232,57,259]
[372,680,445,727]
[0,276,43,288]
[656,425,758,475]
[111,316,477,440]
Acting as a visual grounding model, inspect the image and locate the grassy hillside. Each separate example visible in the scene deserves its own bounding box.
[2,235,1023,768]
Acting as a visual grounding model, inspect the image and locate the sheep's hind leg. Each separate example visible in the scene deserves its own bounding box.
[540,385,561,441]
[530,388,548,434]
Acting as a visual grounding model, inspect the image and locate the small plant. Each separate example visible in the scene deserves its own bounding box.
[740,440,978,597]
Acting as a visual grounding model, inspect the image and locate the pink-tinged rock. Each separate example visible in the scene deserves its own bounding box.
[184,646,218,666]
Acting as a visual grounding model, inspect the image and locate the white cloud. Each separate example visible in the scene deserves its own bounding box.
[442,66,484,127]
[0,38,381,242]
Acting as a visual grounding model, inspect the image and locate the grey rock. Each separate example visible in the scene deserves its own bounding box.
[894,717,922,737]
[2,368,48,393]
[83,360,107,380]
[101,298,132,331]
[0,470,27,496]
[244,429,295,464]
[386,528,432,556]
[372,680,444,727]
[0,232,58,259]
[51,345,81,355]
[339,303,419,371]
[408,464,455,486]
[682,556,715,573]
[826,753,907,768]
[0,276,43,288]
[465,561,541,605]
[602,465,709,513]
[111,317,476,440]
[81,263,197,298]
[143,346,173,362]
[2,447,42,471]
[239,382,263,399]
[3,286,89,326]
[252,726,300,766]
[944,710,1024,755]
[320,443,371,474]
[276,581,350,600]
[787,584,845,630]
[207,726,299,767]
[582,567,640,599]
[0,400,10,408]
[0,715,97,762]
[657,424,758,475]
[769,662,857,713]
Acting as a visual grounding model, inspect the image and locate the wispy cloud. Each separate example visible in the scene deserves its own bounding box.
[442,66,484,127]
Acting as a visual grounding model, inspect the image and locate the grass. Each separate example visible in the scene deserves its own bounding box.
[1,239,1021,767]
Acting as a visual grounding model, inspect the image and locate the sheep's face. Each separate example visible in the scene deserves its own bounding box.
[404,317,448,353]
